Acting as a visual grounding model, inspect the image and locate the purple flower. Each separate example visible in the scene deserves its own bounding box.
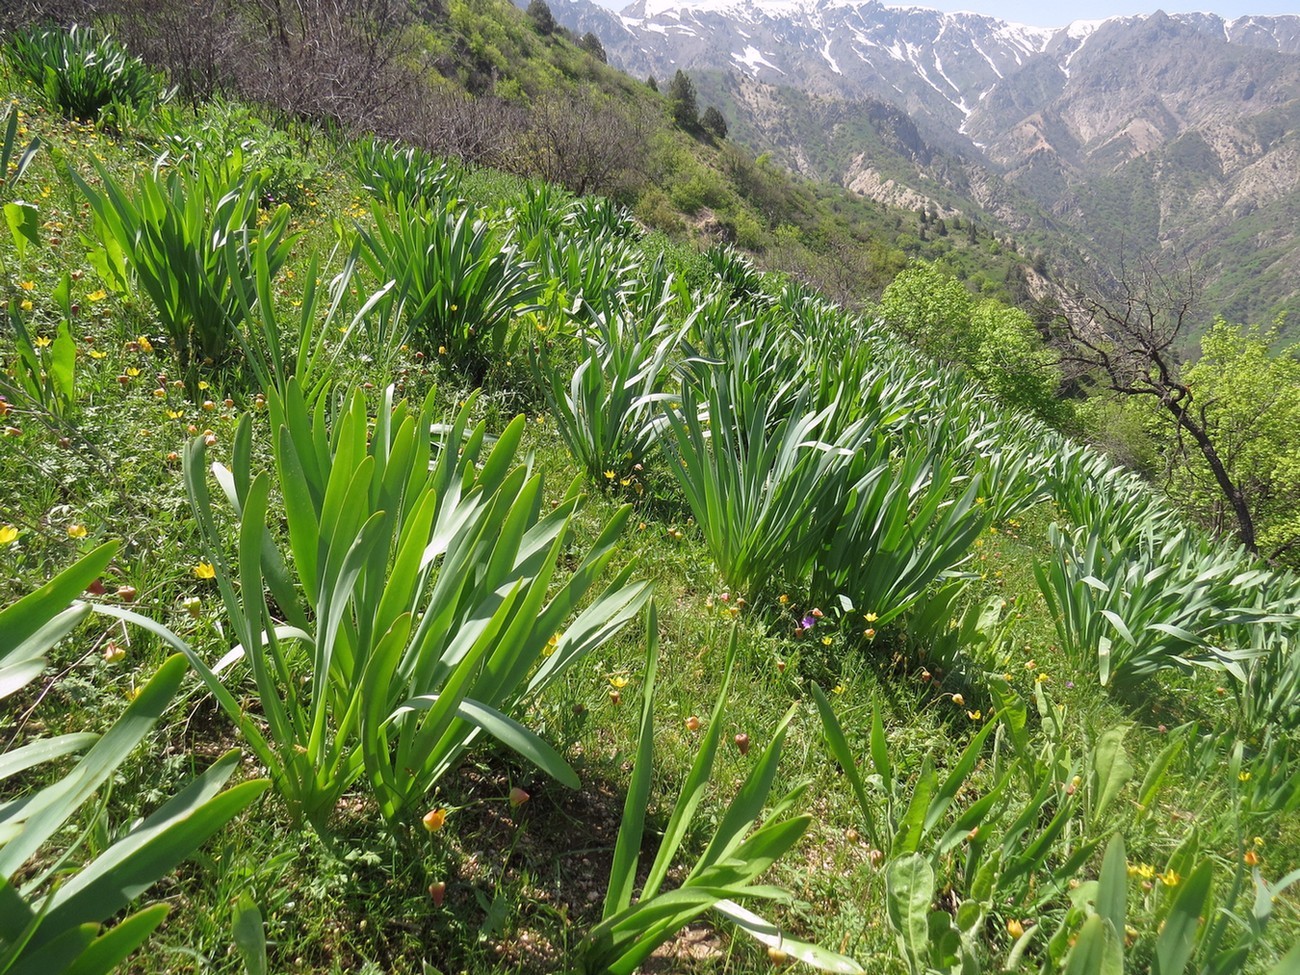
[1065,681,1075,689]
[801,615,816,630]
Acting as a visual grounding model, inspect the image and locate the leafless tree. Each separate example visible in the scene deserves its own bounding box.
[1055,251,1258,554]
[521,87,651,197]
[395,88,527,170]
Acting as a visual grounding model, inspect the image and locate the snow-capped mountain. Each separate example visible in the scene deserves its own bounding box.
[577,0,1300,141]
[543,0,1300,325]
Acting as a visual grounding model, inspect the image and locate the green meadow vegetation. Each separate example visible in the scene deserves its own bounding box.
[3,20,1300,975]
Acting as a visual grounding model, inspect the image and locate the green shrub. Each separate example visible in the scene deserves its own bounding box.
[148,100,318,209]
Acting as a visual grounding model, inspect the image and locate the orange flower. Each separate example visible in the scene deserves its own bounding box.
[422,808,448,832]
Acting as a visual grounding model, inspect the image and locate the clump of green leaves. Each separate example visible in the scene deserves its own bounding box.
[73,152,297,380]
[4,25,160,124]
[532,280,684,487]
[359,198,541,379]
[180,382,648,832]
[355,138,462,210]
[578,620,862,974]
[1,543,268,972]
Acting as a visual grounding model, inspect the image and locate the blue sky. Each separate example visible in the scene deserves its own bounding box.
[589,0,1299,26]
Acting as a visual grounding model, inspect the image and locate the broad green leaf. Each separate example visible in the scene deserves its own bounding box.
[1097,834,1127,938]
[0,654,187,880]
[48,319,76,404]
[1154,860,1214,975]
[44,757,269,933]
[870,705,892,783]
[61,904,169,975]
[1064,915,1124,975]
[0,734,98,782]
[810,683,881,848]
[231,893,267,975]
[452,698,579,789]
[0,543,116,654]
[886,854,935,974]
[3,200,39,260]
[604,604,658,918]
[1091,725,1134,827]
[641,628,738,899]
[713,899,864,973]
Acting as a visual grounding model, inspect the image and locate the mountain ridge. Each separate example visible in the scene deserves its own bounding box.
[543,0,1300,329]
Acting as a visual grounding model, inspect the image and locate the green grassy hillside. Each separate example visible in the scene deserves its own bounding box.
[2,20,1300,975]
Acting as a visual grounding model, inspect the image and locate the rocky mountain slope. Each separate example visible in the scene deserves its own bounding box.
[545,0,1300,328]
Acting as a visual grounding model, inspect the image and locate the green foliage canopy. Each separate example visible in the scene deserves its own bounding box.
[1176,320,1300,565]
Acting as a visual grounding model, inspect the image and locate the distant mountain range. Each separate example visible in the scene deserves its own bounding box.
[537,0,1300,328]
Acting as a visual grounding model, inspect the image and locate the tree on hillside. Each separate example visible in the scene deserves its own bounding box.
[880,262,1066,425]
[969,299,1069,426]
[1055,253,1268,556]
[666,69,698,129]
[526,0,555,35]
[646,74,658,91]
[700,105,728,139]
[579,31,606,62]
[522,87,651,196]
[1161,321,1300,564]
[878,261,976,363]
